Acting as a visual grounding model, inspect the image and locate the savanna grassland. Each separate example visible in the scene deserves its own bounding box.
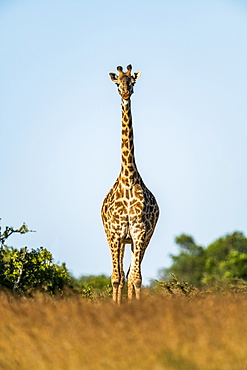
[1,291,247,370]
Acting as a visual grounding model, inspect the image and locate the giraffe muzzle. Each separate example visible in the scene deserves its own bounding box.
[122,92,130,100]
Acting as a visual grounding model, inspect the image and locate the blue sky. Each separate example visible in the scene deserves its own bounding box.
[1,0,247,283]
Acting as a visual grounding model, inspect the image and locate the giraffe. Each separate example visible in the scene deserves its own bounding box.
[101,65,159,304]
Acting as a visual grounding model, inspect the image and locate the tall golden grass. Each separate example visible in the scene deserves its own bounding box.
[0,291,247,369]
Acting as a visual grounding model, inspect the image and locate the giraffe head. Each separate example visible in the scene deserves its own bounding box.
[109,65,141,100]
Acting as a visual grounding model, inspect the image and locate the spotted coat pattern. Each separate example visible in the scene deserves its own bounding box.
[101,65,159,303]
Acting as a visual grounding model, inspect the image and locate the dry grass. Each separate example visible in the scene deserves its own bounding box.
[0,291,247,370]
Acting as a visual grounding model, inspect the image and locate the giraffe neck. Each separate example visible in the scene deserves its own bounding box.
[120,99,138,183]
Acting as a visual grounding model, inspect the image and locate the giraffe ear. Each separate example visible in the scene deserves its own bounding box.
[132,72,141,84]
[109,73,119,83]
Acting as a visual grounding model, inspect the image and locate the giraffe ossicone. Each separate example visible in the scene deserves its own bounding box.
[101,65,159,304]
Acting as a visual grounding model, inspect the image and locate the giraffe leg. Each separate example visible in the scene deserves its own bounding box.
[117,242,125,304]
[127,239,147,301]
[127,264,141,301]
[110,240,125,304]
[127,243,135,301]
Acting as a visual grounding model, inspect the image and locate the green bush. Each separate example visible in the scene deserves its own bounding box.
[0,246,71,294]
[159,231,247,287]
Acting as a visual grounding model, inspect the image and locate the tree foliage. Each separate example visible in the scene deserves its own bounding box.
[0,222,113,297]
[71,274,112,299]
[0,222,34,245]
[0,222,71,294]
[0,246,71,293]
[159,231,247,287]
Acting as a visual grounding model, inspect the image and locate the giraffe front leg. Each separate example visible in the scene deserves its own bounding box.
[127,240,147,301]
[127,242,137,301]
[117,242,125,304]
[117,277,125,304]
[112,273,125,305]
[110,239,125,304]
[111,260,120,304]
[127,267,142,301]
[128,271,142,300]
